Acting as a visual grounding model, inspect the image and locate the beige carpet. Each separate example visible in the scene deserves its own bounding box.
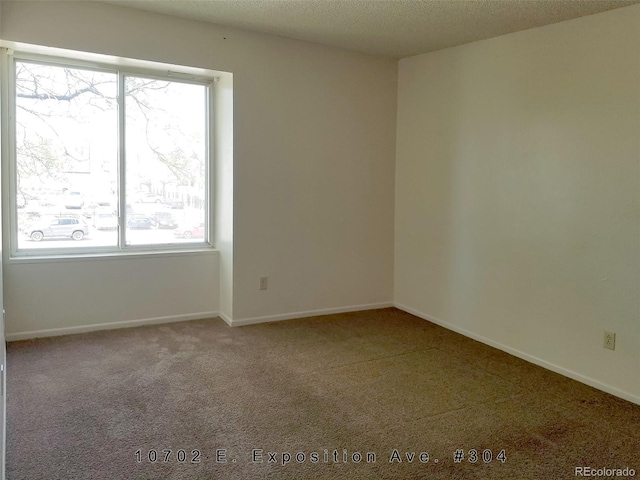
[7,308,640,479]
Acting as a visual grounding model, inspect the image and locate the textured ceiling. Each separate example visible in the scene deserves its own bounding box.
[103,0,639,58]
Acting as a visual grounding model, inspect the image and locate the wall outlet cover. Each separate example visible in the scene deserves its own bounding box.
[603,331,616,351]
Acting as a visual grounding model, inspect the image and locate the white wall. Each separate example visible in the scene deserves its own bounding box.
[395,5,640,403]
[4,254,219,339]
[0,1,397,332]
[213,73,234,322]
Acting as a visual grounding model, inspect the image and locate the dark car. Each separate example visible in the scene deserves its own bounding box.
[127,216,154,229]
[152,211,178,229]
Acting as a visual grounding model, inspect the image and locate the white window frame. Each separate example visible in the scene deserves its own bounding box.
[2,48,217,258]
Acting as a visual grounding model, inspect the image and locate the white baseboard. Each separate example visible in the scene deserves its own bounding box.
[6,311,221,342]
[395,303,640,406]
[218,311,233,327]
[228,302,394,327]
[5,303,395,340]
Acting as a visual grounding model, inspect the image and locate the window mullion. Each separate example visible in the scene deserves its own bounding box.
[117,72,126,250]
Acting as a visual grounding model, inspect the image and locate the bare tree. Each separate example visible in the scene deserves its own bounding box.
[15,62,205,205]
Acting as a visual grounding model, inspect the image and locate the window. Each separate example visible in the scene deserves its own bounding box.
[7,52,213,256]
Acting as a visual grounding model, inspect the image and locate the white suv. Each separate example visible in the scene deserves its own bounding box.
[25,217,89,241]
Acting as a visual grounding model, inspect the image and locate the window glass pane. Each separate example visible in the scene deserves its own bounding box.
[12,57,212,255]
[15,61,118,250]
[124,77,207,246]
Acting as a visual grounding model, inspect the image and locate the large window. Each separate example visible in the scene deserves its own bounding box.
[8,53,212,255]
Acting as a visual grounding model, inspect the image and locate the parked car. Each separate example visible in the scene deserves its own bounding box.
[93,210,118,230]
[64,191,84,209]
[152,211,178,229]
[137,193,164,204]
[174,222,205,239]
[25,217,89,241]
[127,216,154,229]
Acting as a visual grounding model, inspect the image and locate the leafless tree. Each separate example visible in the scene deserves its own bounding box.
[15,62,205,205]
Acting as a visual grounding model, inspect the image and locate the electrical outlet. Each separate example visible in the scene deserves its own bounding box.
[259,276,268,291]
[603,331,616,351]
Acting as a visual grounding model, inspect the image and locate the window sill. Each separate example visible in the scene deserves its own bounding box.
[7,247,219,264]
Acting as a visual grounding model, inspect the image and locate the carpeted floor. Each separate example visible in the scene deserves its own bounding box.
[6,308,640,479]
